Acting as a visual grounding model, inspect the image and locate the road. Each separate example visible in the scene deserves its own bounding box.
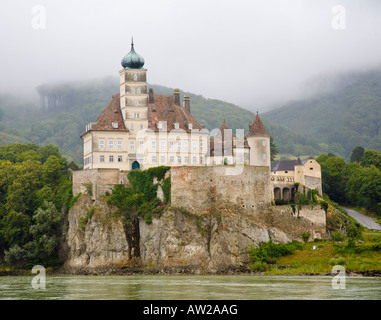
[343,207,381,231]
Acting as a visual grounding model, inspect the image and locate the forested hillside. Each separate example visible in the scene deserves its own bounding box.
[0,77,322,165]
[263,69,381,159]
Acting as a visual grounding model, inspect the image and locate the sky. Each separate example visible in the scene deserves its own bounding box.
[0,0,381,112]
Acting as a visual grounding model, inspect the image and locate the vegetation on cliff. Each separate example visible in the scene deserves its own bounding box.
[0,143,75,268]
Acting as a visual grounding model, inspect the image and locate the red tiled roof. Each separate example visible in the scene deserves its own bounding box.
[90,94,127,132]
[147,95,204,132]
[247,114,269,137]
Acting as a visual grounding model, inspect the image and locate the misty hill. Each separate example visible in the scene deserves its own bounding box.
[262,69,381,159]
[0,77,339,165]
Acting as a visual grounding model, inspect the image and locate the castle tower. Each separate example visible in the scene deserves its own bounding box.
[246,113,270,167]
[119,39,149,135]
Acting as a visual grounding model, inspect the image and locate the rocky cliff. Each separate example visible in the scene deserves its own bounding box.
[64,166,326,273]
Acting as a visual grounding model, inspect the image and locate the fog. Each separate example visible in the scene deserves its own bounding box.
[0,0,381,111]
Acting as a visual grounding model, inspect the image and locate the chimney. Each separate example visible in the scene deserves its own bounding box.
[148,88,154,103]
[183,95,191,113]
[174,88,180,105]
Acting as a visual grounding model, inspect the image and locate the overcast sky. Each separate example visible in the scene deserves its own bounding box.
[1,0,381,112]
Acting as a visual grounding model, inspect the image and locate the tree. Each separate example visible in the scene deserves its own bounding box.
[349,146,365,163]
[361,150,381,170]
[270,136,278,161]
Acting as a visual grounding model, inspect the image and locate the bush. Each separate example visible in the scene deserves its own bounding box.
[331,231,345,242]
[248,240,302,265]
[301,232,311,243]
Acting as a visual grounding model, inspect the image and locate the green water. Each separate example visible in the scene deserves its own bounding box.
[0,275,380,300]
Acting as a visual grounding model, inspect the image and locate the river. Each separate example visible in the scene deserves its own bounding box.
[0,275,380,300]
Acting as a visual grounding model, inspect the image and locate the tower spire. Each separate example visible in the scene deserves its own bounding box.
[131,36,134,48]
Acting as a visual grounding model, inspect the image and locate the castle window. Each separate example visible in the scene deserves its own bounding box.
[169,156,174,163]
[200,141,204,151]
[177,141,181,150]
[117,140,122,150]
[245,153,249,160]
[262,141,266,146]
[118,155,123,162]
[157,122,163,130]
[310,168,313,170]
[170,141,174,150]
[99,140,105,149]
[184,141,188,150]
[285,171,288,173]
[174,123,179,130]
[134,74,137,81]
[134,101,139,106]
[185,156,189,164]
[133,113,140,118]
[137,88,141,94]
[188,123,193,130]
[160,156,166,164]
[140,124,143,130]
[131,88,135,94]
[130,141,135,150]
[192,142,197,151]
[200,157,204,164]
[109,155,114,162]
[152,156,157,163]
[160,141,166,150]
[152,141,156,150]
[100,155,105,163]
[139,141,144,149]
[112,122,118,129]
[192,157,197,164]
[108,140,114,149]
[178,156,181,164]
[130,124,134,130]
[263,153,266,159]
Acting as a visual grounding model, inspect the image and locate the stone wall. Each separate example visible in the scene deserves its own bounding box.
[171,166,272,216]
[72,169,129,199]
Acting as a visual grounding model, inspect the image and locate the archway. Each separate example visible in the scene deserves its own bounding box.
[282,188,290,201]
[132,161,140,170]
[274,187,281,200]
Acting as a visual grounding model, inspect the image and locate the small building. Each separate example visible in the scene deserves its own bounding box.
[271,157,322,202]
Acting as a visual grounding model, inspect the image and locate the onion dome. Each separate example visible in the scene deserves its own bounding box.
[121,38,145,69]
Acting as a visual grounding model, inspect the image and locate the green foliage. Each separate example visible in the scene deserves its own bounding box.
[78,207,95,231]
[361,149,381,170]
[350,146,365,163]
[161,177,171,203]
[108,168,171,224]
[0,143,74,267]
[331,231,345,242]
[82,182,93,196]
[301,232,311,243]
[248,240,303,266]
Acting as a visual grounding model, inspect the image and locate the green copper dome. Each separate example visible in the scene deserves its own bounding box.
[121,39,145,69]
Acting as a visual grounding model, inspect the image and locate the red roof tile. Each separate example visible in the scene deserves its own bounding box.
[247,114,269,137]
[147,95,204,132]
[90,94,127,132]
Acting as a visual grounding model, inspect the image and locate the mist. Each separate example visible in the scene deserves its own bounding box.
[0,0,381,112]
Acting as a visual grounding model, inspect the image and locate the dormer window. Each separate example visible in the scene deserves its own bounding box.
[188,123,193,130]
[157,122,163,130]
[174,123,179,130]
[112,122,118,129]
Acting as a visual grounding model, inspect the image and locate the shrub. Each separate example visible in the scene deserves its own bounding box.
[331,231,345,242]
[301,232,311,243]
[248,240,302,265]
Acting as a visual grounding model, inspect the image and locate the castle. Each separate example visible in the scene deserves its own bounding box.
[66,41,326,270]
[77,40,322,203]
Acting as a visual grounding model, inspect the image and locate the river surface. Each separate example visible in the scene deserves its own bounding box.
[0,275,380,300]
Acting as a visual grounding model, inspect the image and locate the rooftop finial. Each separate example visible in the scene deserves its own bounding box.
[131,36,134,47]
